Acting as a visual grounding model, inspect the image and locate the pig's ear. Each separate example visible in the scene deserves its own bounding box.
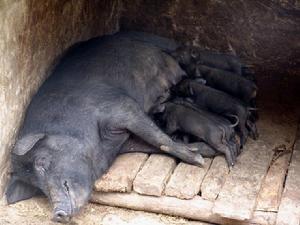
[6,177,41,204]
[13,134,46,156]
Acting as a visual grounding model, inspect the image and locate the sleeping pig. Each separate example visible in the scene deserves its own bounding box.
[6,32,204,223]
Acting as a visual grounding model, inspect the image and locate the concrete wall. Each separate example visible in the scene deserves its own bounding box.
[121,0,300,106]
[121,0,300,76]
[0,0,122,199]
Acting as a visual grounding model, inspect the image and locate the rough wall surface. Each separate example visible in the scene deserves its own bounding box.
[121,0,300,76]
[0,0,121,199]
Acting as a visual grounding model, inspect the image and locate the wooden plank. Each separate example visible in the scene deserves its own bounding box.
[133,154,176,196]
[276,139,300,225]
[212,139,273,220]
[91,192,276,225]
[249,211,277,225]
[94,153,149,192]
[212,109,298,221]
[256,152,291,211]
[201,156,229,201]
[165,159,212,199]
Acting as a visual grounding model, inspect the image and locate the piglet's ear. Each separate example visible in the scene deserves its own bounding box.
[190,49,198,58]
[189,85,194,96]
[6,177,41,204]
[13,133,46,156]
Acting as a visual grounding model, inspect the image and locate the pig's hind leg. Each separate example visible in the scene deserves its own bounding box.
[120,135,219,160]
[214,142,236,167]
[237,121,248,147]
[119,135,161,154]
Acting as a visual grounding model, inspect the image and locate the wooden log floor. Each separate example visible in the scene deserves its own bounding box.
[91,105,300,225]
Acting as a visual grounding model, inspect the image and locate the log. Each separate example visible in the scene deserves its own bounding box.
[133,154,176,196]
[256,153,291,211]
[200,156,229,201]
[91,192,218,223]
[165,159,212,199]
[91,192,277,225]
[276,139,300,225]
[94,153,149,192]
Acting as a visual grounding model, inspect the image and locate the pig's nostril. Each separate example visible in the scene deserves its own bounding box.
[63,180,70,193]
[52,210,70,223]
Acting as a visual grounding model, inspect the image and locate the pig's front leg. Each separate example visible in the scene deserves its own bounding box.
[129,116,204,166]
[118,101,205,166]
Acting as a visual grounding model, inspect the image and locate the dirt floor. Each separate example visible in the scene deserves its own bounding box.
[0,197,212,225]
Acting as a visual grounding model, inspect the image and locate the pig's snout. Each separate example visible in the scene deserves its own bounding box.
[52,209,71,223]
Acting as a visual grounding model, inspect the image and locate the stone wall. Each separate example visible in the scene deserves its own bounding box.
[0,0,122,199]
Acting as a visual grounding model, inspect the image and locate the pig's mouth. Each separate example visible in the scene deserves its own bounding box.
[51,181,77,223]
[52,202,74,223]
[53,209,71,223]
[51,180,91,223]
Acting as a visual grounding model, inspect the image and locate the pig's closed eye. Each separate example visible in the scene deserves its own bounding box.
[34,156,51,175]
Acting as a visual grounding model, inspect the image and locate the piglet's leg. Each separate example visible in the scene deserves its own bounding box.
[120,103,204,166]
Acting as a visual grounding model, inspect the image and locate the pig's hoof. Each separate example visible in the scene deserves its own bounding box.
[160,145,171,152]
[185,146,205,166]
[225,152,235,167]
[188,146,200,152]
[194,154,205,167]
[170,143,205,167]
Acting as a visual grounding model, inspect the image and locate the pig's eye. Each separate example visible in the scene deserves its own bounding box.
[191,49,197,58]
[34,156,51,175]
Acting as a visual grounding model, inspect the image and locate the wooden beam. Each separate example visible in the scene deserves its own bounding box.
[256,153,291,211]
[165,159,212,199]
[276,139,300,225]
[91,192,277,225]
[94,153,149,192]
[133,154,176,196]
[250,211,277,225]
[212,110,298,221]
[212,139,273,220]
[201,156,229,201]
